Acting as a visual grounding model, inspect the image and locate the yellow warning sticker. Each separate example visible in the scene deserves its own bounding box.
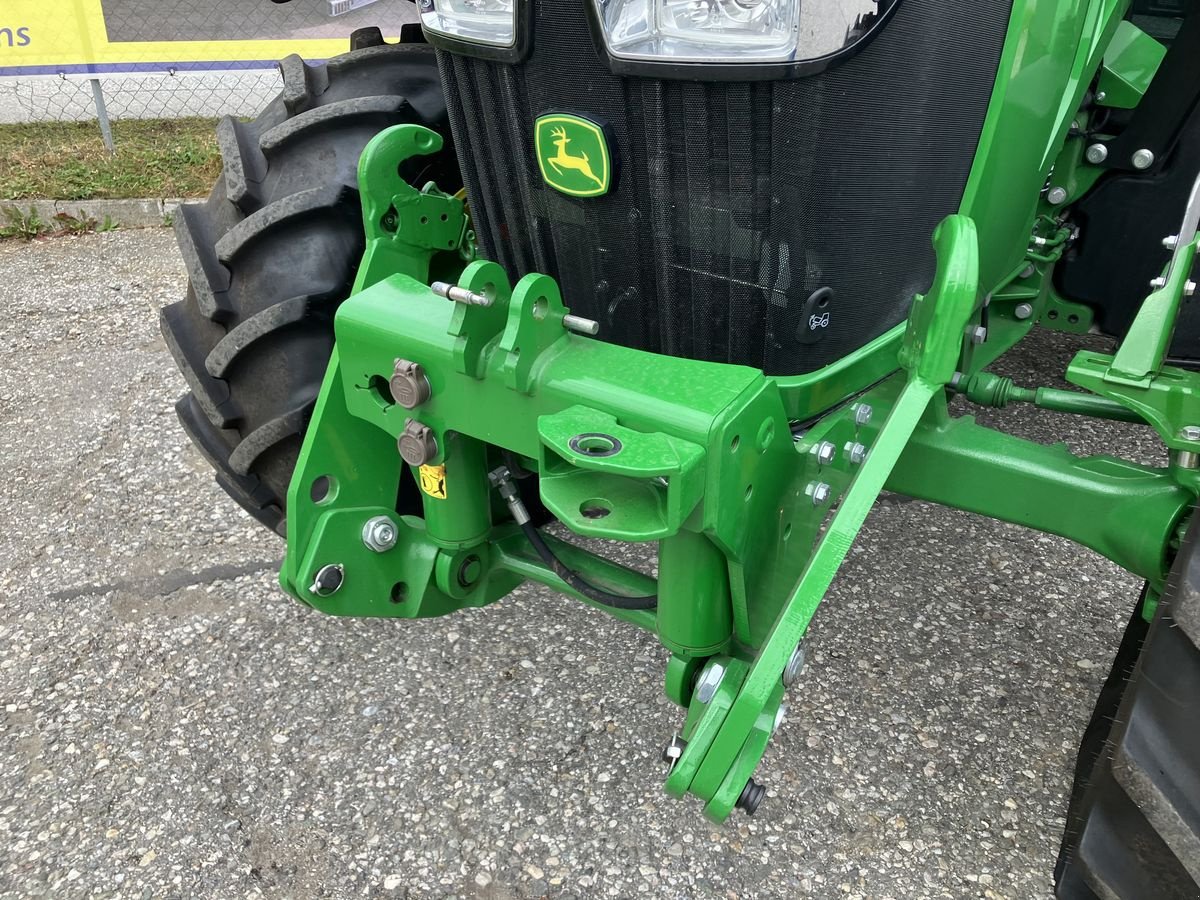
[419,464,447,500]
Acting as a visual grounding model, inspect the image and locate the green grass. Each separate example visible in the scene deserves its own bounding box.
[0,118,221,201]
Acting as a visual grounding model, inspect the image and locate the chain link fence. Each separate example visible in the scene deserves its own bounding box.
[0,0,417,133]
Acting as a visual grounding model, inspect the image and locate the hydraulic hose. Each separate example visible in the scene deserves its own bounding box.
[489,466,658,611]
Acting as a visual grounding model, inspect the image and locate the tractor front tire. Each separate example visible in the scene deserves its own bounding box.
[161,41,456,534]
[1055,518,1200,899]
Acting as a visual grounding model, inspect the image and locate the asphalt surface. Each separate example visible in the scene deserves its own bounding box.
[0,229,1164,898]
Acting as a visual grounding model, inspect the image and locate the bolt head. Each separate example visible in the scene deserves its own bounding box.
[806,481,832,506]
[782,644,807,687]
[362,516,398,553]
[1182,426,1200,443]
[1047,186,1068,205]
[694,661,726,704]
[1150,276,1167,290]
[1014,302,1034,321]
[844,442,868,465]
[1187,280,1197,298]
[852,403,873,427]
[1096,90,1107,103]
[1085,143,1108,164]
[1164,235,1179,250]
[1132,148,1155,170]
[309,564,344,597]
[812,440,837,466]
[970,325,988,345]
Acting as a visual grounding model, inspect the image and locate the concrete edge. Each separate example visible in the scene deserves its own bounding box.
[1,197,194,231]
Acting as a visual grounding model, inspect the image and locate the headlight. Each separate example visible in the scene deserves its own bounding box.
[590,0,893,66]
[418,0,517,48]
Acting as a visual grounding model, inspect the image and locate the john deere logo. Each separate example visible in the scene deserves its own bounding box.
[535,114,611,198]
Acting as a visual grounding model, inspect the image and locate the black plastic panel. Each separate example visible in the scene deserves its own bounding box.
[437,1,1012,374]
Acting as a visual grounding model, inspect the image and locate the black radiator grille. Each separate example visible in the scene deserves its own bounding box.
[437,1,1012,374]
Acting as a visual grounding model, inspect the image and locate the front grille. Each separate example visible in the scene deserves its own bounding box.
[437,1,1012,375]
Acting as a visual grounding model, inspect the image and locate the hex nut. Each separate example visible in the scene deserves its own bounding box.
[694,661,726,704]
[1014,302,1034,320]
[812,441,837,466]
[362,516,398,553]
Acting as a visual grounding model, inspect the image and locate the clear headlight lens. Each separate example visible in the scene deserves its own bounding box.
[418,0,517,47]
[592,0,884,64]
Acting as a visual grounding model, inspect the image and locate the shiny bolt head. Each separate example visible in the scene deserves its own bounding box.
[1150,276,1167,290]
[812,440,837,466]
[852,403,873,427]
[694,661,726,704]
[1047,186,1069,206]
[1164,235,1179,250]
[844,441,868,465]
[362,515,398,553]
[806,481,832,506]
[1085,143,1108,164]
[1096,90,1107,103]
[1187,281,1197,298]
[782,644,807,687]
[661,734,687,772]
[970,325,988,345]
[1014,302,1034,321]
[1180,426,1200,443]
[1132,148,1155,170]
[309,564,344,598]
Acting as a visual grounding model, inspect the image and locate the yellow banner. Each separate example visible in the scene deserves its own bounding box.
[0,0,405,75]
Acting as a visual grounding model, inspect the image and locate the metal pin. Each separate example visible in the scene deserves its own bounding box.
[430,281,492,307]
[563,314,600,336]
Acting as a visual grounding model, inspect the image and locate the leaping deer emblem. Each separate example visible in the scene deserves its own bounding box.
[547,125,605,189]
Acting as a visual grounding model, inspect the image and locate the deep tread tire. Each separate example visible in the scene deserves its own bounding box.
[1055,517,1200,899]
[162,44,457,535]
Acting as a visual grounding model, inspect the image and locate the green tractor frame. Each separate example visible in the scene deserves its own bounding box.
[161,2,1200,895]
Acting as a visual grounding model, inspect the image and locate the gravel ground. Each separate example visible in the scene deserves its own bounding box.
[0,230,1161,899]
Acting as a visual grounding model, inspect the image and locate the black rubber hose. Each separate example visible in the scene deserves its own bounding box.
[519,521,658,611]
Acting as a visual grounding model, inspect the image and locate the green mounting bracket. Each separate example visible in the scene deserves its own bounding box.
[1066,174,1200,469]
[1097,20,1166,109]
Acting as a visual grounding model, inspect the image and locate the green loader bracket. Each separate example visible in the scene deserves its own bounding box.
[278,124,1195,823]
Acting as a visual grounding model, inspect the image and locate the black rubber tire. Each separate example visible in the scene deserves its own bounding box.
[161,41,458,535]
[1055,518,1200,899]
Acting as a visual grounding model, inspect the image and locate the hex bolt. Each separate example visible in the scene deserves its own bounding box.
[969,325,988,345]
[1150,276,1167,290]
[661,734,687,772]
[1096,90,1107,103]
[389,359,432,409]
[811,440,837,466]
[309,564,344,597]
[1180,426,1200,443]
[1014,302,1034,321]
[1046,186,1069,206]
[398,419,438,466]
[1085,143,1108,164]
[362,516,398,553]
[844,442,868,466]
[806,481,832,506]
[430,280,492,307]
[735,778,766,816]
[1187,281,1197,298]
[563,314,600,336]
[1164,235,1179,250]
[852,403,873,427]
[1020,264,1036,279]
[782,644,807,687]
[1132,148,1155,170]
[694,661,726,704]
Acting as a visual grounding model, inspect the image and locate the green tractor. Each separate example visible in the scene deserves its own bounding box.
[160,1,1200,894]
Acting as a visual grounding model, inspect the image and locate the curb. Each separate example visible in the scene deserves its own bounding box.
[4,197,193,230]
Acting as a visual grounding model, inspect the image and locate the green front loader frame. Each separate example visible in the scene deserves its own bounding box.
[275,0,1200,822]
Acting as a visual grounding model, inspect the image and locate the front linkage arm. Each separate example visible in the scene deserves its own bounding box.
[278,125,1194,822]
